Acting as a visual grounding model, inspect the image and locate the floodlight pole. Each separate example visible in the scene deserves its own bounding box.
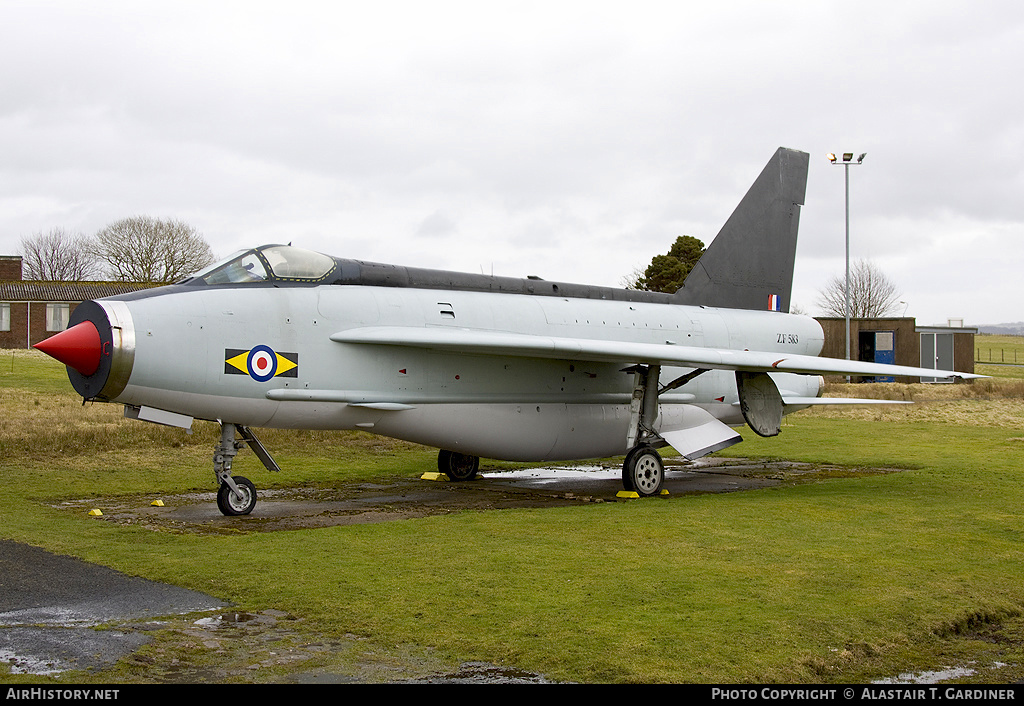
[828,152,866,375]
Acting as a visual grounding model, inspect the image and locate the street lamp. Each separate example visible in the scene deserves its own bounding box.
[828,152,867,369]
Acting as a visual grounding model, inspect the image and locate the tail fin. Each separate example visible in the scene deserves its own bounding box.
[675,147,809,312]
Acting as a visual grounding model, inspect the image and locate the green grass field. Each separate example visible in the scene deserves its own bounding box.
[975,333,1024,367]
[2,350,1024,683]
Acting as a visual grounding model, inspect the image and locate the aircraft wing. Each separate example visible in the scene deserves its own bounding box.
[331,326,982,381]
[780,397,911,406]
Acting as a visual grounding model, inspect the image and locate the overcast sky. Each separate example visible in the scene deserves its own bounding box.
[2,1,1022,326]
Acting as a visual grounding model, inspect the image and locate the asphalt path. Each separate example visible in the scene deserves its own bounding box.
[0,540,225,676]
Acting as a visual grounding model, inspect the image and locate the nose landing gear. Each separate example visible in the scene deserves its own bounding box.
[213,423,280,516]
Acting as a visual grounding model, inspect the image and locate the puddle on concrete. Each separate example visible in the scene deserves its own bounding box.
[874,665,978,683]
[413,660,555,684]
[193,612,258,628]
[1,646,65,676]
[0,625,152,676]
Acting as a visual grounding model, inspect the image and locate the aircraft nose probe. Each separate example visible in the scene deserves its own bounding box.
[33,320,103,376]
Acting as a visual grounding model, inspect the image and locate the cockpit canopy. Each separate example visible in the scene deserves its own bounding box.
[178,242,681,305]
[194,245,337,285]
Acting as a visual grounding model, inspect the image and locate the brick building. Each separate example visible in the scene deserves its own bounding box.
[815,316,977,383]
[1,255,159,349]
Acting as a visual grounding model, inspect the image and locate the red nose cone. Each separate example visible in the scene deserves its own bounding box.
[33,321,102,376]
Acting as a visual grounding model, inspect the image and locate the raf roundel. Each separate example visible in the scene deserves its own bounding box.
[224,347,299,380]
[246,345,278,382]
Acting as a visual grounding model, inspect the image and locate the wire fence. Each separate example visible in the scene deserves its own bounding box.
[976,348,1023,364]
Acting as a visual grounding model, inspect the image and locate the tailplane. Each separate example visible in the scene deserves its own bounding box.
[675,147,809,312]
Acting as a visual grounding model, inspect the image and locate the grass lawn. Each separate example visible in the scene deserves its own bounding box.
[975,334,1024,367]
[2,351,1023,683]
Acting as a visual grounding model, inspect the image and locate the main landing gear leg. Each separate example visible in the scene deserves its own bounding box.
[620,365,710,497]
[622,364,665,497]
[213,423,280,516]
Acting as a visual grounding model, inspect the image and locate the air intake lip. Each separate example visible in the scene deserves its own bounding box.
[35,300,136,402]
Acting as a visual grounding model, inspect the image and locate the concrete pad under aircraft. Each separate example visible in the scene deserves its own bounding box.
[49,459,901,534]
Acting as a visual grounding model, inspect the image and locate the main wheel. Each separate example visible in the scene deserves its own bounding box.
[217,475,257,516]
[438,450,480,481]
[621,445,643,491]
[623,446,664,497]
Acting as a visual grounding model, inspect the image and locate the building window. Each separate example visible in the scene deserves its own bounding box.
[46,303,70,332]
[0,303,9,332]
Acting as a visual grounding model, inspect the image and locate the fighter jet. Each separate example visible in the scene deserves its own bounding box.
[34,148,978,515]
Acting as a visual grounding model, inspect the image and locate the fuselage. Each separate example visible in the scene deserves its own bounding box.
[58,246,825,461]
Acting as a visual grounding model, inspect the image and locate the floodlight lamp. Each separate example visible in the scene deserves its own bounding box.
[857,152,867,163]
[827,153,837,163]
[843,153,853,162]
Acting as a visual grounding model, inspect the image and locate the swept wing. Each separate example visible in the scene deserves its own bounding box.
[330,326,979,381]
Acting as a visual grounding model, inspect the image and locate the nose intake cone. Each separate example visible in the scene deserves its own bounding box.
[34,320,102,376]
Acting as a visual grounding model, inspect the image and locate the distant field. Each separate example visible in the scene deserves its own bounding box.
[975,333,1024,366]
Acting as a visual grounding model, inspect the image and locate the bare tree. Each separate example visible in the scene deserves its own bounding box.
[91,217,215,283]
[817,259,902,318]
[19,228,99,280]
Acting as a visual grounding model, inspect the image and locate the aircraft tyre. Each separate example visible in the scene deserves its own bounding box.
[623,446,663,497]
[621,445,641,492]
[438,450,479,481]
[217,476,257,516]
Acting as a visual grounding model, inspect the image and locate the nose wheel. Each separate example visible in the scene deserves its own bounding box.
[217,475,257,516]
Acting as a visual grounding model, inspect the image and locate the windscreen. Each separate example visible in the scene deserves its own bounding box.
[259,246,336,280]
[198,246,335,285]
